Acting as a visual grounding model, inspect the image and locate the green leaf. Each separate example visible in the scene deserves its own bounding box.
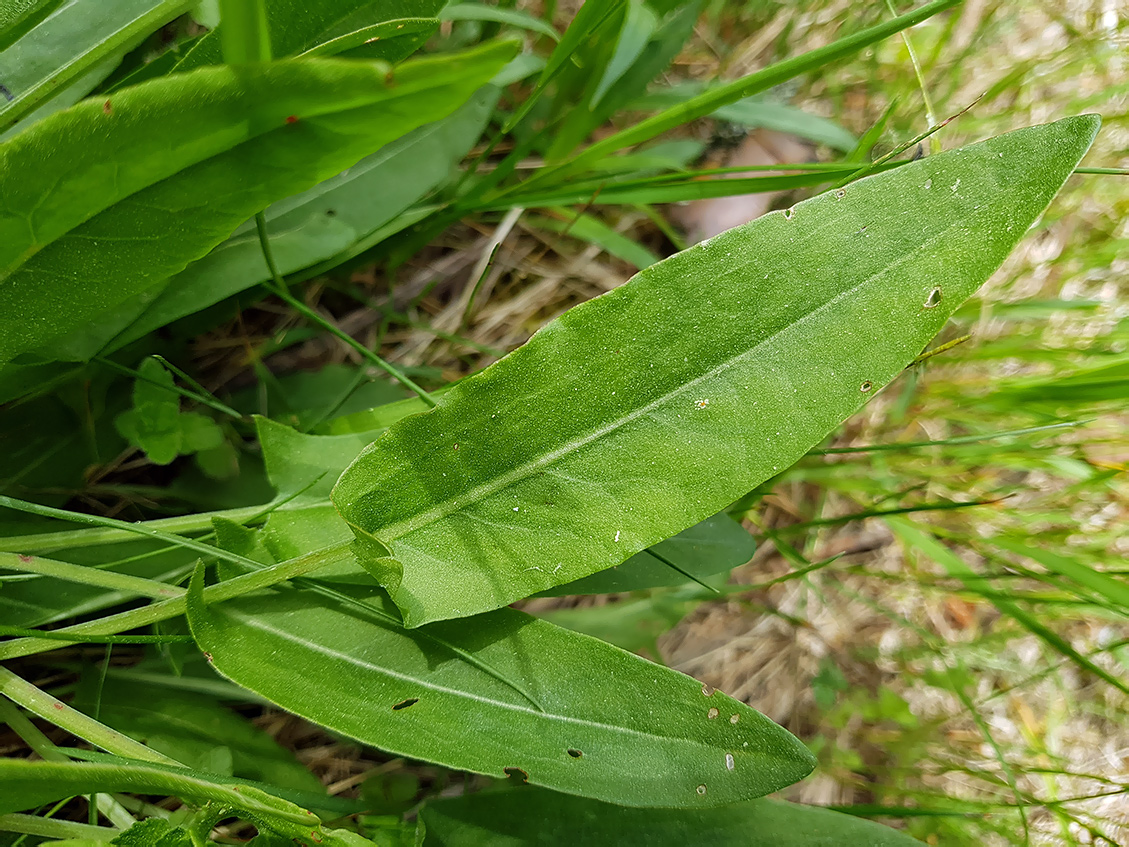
[541,512,754,595]
[0,41,517,373]
[73,675,325,794]
[110,818,191,847]
[990,538,1129,612]
[186,571,816,808]
[0,0,192,129]
[440,4,559,41]
[171,0,445,71]
[419,786,925,845]
[101,87,499,354]
[633,83,858,151]
[512,0,960,193]
[114,359,184,464]
[0,759,321,822]
[332,116,1101,627]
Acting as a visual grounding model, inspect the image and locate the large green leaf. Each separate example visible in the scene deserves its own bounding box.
[419,786,924,846]
[187,572,815,808]
[0,40,516,372]
[332,116,1100,627]
[0,0,191,129]
[97,86,500,356]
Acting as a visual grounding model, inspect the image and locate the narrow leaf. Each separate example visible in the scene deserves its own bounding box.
[187,572,815,808]
[0,0,192,129]
[420,786,925,846]
[0,759,319,822]
[334,116,1100,626]
[0,42,516,371]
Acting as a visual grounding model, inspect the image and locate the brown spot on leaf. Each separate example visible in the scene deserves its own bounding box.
[103,100,112,114]
[392,698,418,711]
[286,115,298,124]
[567,749,582,758]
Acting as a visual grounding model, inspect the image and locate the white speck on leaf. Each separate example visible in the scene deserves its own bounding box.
[614,531,621,542]
[726,754,735,771]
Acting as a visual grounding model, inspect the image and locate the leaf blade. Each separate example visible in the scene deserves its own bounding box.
[333,116,1100,626]
[187,572,815,808]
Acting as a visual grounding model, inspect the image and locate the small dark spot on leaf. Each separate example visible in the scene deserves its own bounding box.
[103,100,112,114]
[384,71,396,86]
[286,115,299,124]
[0,85,13,102]
[325,209,336,217]
[18,554,32,563]
[392,698,418,710]
[924,287,943,309]
[503,767,528,783]
[860,380,873,393]
[53,701,64,710]
[567,749,582,758]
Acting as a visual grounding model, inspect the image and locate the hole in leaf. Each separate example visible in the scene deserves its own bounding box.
[696,784,707,795]
[783,208,794,220]
[503,767,529,783]
[392,698,419,711]
[924,287,942,308]
[701,684,715,697]
[860,380,873,393]
[834,189,845,199]
[567,749,582,758]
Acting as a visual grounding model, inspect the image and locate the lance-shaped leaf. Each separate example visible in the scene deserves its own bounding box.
[187,572,816,808]
[419,786,925,846]
[0,40,516,370]
[333,116,1100,627]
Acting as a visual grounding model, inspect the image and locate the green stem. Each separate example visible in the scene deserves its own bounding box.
[0,696,67,761]
[0,503,265,554]
[218,0,271,64]
[1,552,185,600]
[0,667,182,766]
[0,814,117,842]
[95,357,244,421]
[0,541,352,661]
[254,213,438,407]
[884,0,939,151]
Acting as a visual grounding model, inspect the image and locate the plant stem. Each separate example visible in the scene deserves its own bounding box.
[0,667,182,766]
[218,0,271,64]
[0,696,67,761]
[0,814,117,842]
[0,504,264,554]
[254,213,438,407]
[94,357,244,421]
[0,552,184,599]
[0,541,352,661]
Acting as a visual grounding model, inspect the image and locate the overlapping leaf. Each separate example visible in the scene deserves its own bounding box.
[333,116,1101,627]
[187,571,815,808]
[0,40,516,371]
[420,786,924,846]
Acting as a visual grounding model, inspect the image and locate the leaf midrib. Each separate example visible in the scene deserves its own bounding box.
[229,607,780,756]
[368,208,964,544]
